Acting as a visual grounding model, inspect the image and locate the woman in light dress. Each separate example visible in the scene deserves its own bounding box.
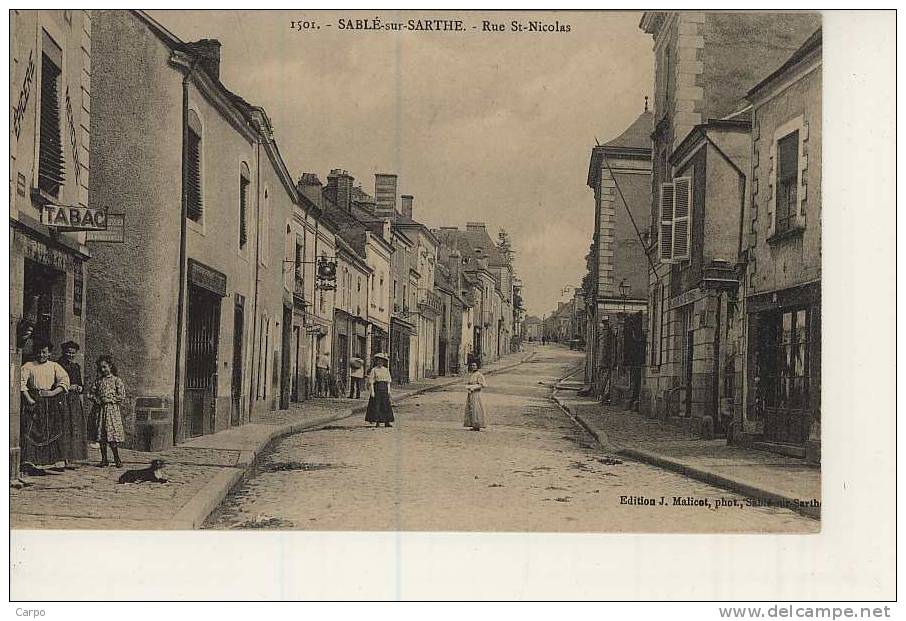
[19,342,71,474]
[463,362,487,431]
[365,353,394,428]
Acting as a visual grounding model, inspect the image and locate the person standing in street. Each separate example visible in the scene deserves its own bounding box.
[315,350,331,397]
[20,343,71,474]
[365,353,394,428]
[57,341,88,463]
[463,362,487,431]
[348,355,365,399]
[87,356,126,468]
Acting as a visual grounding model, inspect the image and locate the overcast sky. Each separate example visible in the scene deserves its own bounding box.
[149,10,653,318]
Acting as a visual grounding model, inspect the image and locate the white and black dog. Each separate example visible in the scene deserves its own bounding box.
[117,459,168,484]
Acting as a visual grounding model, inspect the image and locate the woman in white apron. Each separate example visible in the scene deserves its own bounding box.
[463,362,487,431]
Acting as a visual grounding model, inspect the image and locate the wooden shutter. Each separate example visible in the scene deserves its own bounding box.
[186,128,203,221]
[38,51,65,197]
[672,176,692,261]
[659,182,674,262]
[239,174,249,248]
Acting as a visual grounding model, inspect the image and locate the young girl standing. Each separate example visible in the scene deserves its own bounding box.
[88,356,126,468]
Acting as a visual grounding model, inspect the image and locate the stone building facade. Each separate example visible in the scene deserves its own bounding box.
[584,110,652,405]
[741,30,822,461]
[10,9,93,475]
[88,10,294,448]
[638,11,820,438]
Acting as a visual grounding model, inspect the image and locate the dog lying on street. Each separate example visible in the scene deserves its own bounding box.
[117,459,168,484]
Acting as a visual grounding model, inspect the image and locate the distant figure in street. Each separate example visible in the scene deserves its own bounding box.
[348,355,365,399]
[58,341,89,463]
[87,356,126,468]
[463,362,487,431]
[315,351,331,397]
[19,342,70,475]
[365,353,394,428]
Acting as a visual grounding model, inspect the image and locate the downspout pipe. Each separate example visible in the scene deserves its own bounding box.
[248,134,262,423]
[172,52,199,447]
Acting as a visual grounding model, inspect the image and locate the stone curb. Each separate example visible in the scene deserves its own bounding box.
[171,352,535,529]
[552,392,820,521]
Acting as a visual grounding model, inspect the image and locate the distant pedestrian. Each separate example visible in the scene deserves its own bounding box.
[315,351,331,397]
[365,353,394,428]
[58,341,89,462]
[348,355,365,399]
[19,342,70,475]
[463,362,487,431]
[87,356,126,468]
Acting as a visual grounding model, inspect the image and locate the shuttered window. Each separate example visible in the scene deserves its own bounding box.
[672,176,692,261]
[38,33,65,197]
[658,177,693,263]
[659,183,674,262]
[185,127,203,221]
[239,169,250,249]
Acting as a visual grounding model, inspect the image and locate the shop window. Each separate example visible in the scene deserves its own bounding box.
[38,31,65,198]
[185,111,203,222]
[775,131,799,233]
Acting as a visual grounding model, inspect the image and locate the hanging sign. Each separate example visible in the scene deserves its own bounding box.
[41,204,108,231]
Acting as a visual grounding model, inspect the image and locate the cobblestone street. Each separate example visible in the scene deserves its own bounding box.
[206,347,818,532]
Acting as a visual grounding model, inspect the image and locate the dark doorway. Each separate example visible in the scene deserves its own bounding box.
[681,307,694,418]
[438,339,447,376]
[23,260,65,360]
[280,306,292,410]
[291,325,301,402]
[185,285,221,437]
[231,295,245,426]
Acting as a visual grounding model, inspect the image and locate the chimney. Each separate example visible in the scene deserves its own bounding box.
[466,222,487,233]
[400,194,414,220]
[297,173,323,210]
[449,250,462,291]
[188,39,222,81]
[382,217,392,242]
[374,173,398,216]
[326,169,354,213]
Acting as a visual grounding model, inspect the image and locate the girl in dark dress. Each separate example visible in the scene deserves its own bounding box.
[365,353,394,428]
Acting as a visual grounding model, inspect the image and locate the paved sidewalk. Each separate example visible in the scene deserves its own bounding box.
[11,351,533,529]
[553,390,821,519]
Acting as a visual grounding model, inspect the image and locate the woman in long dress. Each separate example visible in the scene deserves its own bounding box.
[20,342,70,474]
[365,353,394,428]
[58,340,88,463]
[463,362,487,431]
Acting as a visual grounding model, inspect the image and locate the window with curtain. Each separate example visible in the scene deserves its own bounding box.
[776,131,800,233]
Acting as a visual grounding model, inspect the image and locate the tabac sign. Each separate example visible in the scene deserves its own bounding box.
[41,204,108,231]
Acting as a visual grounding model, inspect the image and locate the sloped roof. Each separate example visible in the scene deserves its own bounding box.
[433,227,509,269]
[748,28,822,100]
[603,110,654,150]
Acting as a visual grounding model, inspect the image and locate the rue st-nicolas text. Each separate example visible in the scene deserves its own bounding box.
[290,18,571,34]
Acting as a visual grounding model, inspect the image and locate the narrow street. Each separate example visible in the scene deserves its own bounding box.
[206,346,816,532]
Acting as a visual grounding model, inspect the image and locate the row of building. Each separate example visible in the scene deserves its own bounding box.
[9,9,525,471]
[562,12,822,462]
